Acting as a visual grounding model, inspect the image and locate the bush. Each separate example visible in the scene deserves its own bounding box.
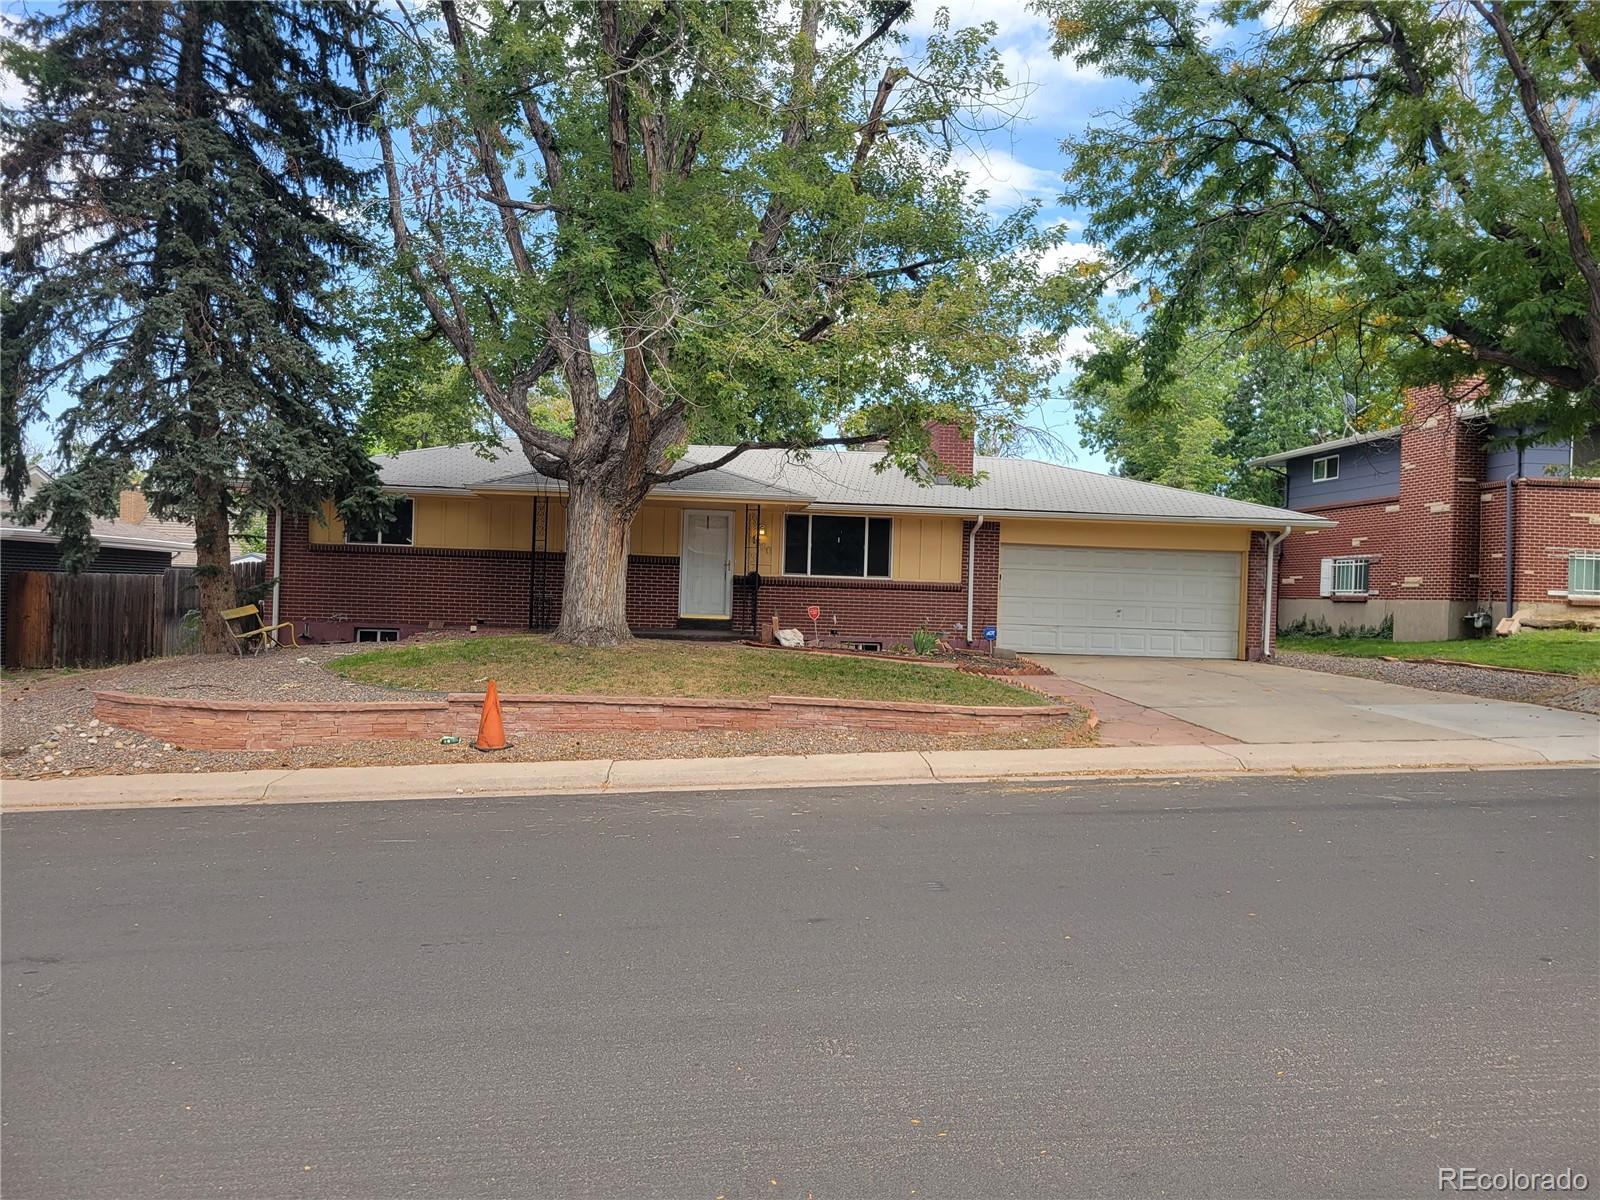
[1280,613,1394,640]
[911,625,939,656]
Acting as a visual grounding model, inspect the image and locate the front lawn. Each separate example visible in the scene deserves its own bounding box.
[1277,628,1600,678]
[330,635,1055,706]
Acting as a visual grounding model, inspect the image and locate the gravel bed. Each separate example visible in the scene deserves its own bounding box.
[1,640,1092,781]
[1273,649,1600,714]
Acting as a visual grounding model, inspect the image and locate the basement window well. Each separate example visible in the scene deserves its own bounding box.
[355,628,400,643]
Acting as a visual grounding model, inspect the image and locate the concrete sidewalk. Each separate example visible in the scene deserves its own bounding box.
[3,735,1594,812]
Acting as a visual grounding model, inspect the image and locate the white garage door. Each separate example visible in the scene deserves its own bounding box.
[998,545,1241,658]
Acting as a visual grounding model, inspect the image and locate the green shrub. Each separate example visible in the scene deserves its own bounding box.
[1281,613,1393,641]
[911,626,939,656]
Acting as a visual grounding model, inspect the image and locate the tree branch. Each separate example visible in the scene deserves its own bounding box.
[649,434,890,485]
[1474,0,1600,382]
[1442,319,1588,392]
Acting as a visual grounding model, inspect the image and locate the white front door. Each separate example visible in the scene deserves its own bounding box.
[998,545,1241,658]
[679,510,733,619]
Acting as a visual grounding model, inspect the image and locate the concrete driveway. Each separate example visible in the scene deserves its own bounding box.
[1034,655,1600,750]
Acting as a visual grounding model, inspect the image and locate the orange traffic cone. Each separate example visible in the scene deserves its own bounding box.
[475,679,508,752]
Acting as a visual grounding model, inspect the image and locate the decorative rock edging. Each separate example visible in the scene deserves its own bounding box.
[94,689,1080,752]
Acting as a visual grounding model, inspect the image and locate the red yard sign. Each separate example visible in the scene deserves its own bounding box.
[806,605,821,622]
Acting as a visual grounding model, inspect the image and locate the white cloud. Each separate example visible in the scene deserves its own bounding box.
[1036,239,1103,276]
[945,145,1061,210]
[902,0,1043,41]
[1057,324,1096,362]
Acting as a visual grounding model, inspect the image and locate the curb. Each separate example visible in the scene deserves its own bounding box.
[2,738,1594,813]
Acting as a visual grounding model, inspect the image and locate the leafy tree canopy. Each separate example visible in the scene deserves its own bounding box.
[1071,318,1404,505]
[356,0,1072,642]
[1041,0,1600,440]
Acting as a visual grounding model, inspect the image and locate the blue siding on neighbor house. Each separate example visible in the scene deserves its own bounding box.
[1284,438,1401,509]
[1483,423,1572,480]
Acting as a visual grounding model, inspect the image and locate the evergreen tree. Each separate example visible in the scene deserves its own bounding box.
[2,1,385,651]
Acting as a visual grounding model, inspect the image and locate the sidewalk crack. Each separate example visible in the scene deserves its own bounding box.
[1209,744,1251,771]
[256,770,297,801]
[918,750,939,781]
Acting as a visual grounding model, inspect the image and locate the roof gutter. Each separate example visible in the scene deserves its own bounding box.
[801,503,1335,529]
[0,526,191,553]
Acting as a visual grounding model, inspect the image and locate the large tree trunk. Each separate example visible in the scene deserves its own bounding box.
[194,483,238,654]
[553,478,636,646]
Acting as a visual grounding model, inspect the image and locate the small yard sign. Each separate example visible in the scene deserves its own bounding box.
[983,625,997,642]
[807,605,821,621]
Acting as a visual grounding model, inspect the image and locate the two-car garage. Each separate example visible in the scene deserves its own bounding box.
[997,543,1242,659]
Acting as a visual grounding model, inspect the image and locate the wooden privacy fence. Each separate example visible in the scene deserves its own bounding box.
[161,561,266,656]
[3,561,267,669]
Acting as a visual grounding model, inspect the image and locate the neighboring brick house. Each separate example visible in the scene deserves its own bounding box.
[1251,386,1600,641]
[267,424,1330,660]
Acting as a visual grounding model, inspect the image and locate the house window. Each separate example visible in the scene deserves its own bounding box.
[1332,557,1369,596]
[345,498,414,545]
[1311,455,1340,482]
[355,628,400,642]
[783,514,892,578]
[1569,552,1600,598]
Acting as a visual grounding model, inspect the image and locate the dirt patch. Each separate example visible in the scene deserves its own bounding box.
[1273,650,1600,715]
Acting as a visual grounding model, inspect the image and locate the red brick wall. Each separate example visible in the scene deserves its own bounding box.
[623,555,679,630]
[1277,383,1486,604]
[1477,478,1600,604]
[96,688,1077,751]
[1278,498,1406,600]
[1246,533,1267,660]
[274,513,533,633]
[755,520,999,648]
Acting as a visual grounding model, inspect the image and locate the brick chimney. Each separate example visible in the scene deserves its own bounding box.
[118,489,149,525]
[925,421,975,478]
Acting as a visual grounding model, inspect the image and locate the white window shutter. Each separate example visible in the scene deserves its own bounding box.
[1319,558,1334,597]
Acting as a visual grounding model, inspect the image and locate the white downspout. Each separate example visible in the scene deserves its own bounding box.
[271,505,283,629]
[966,514,986,647]
[1262,525,1291,658]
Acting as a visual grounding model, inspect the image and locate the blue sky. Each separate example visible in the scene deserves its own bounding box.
[900,0,1142,472]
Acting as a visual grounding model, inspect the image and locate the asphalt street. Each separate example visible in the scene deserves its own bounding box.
[3,769,1596,1199]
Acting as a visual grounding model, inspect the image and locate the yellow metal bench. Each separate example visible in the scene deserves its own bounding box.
[221,604,299,655]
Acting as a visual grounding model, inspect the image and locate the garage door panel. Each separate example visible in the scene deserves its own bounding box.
[998,545,1241,659]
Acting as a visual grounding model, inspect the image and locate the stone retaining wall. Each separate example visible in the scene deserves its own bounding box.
[95,690,1077,751]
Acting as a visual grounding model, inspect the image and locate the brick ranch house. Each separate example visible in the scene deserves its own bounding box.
[265,424,1330,660]
[1250,386,1600,641]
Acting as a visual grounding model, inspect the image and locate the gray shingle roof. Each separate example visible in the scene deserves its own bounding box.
[375,442,1330,527]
